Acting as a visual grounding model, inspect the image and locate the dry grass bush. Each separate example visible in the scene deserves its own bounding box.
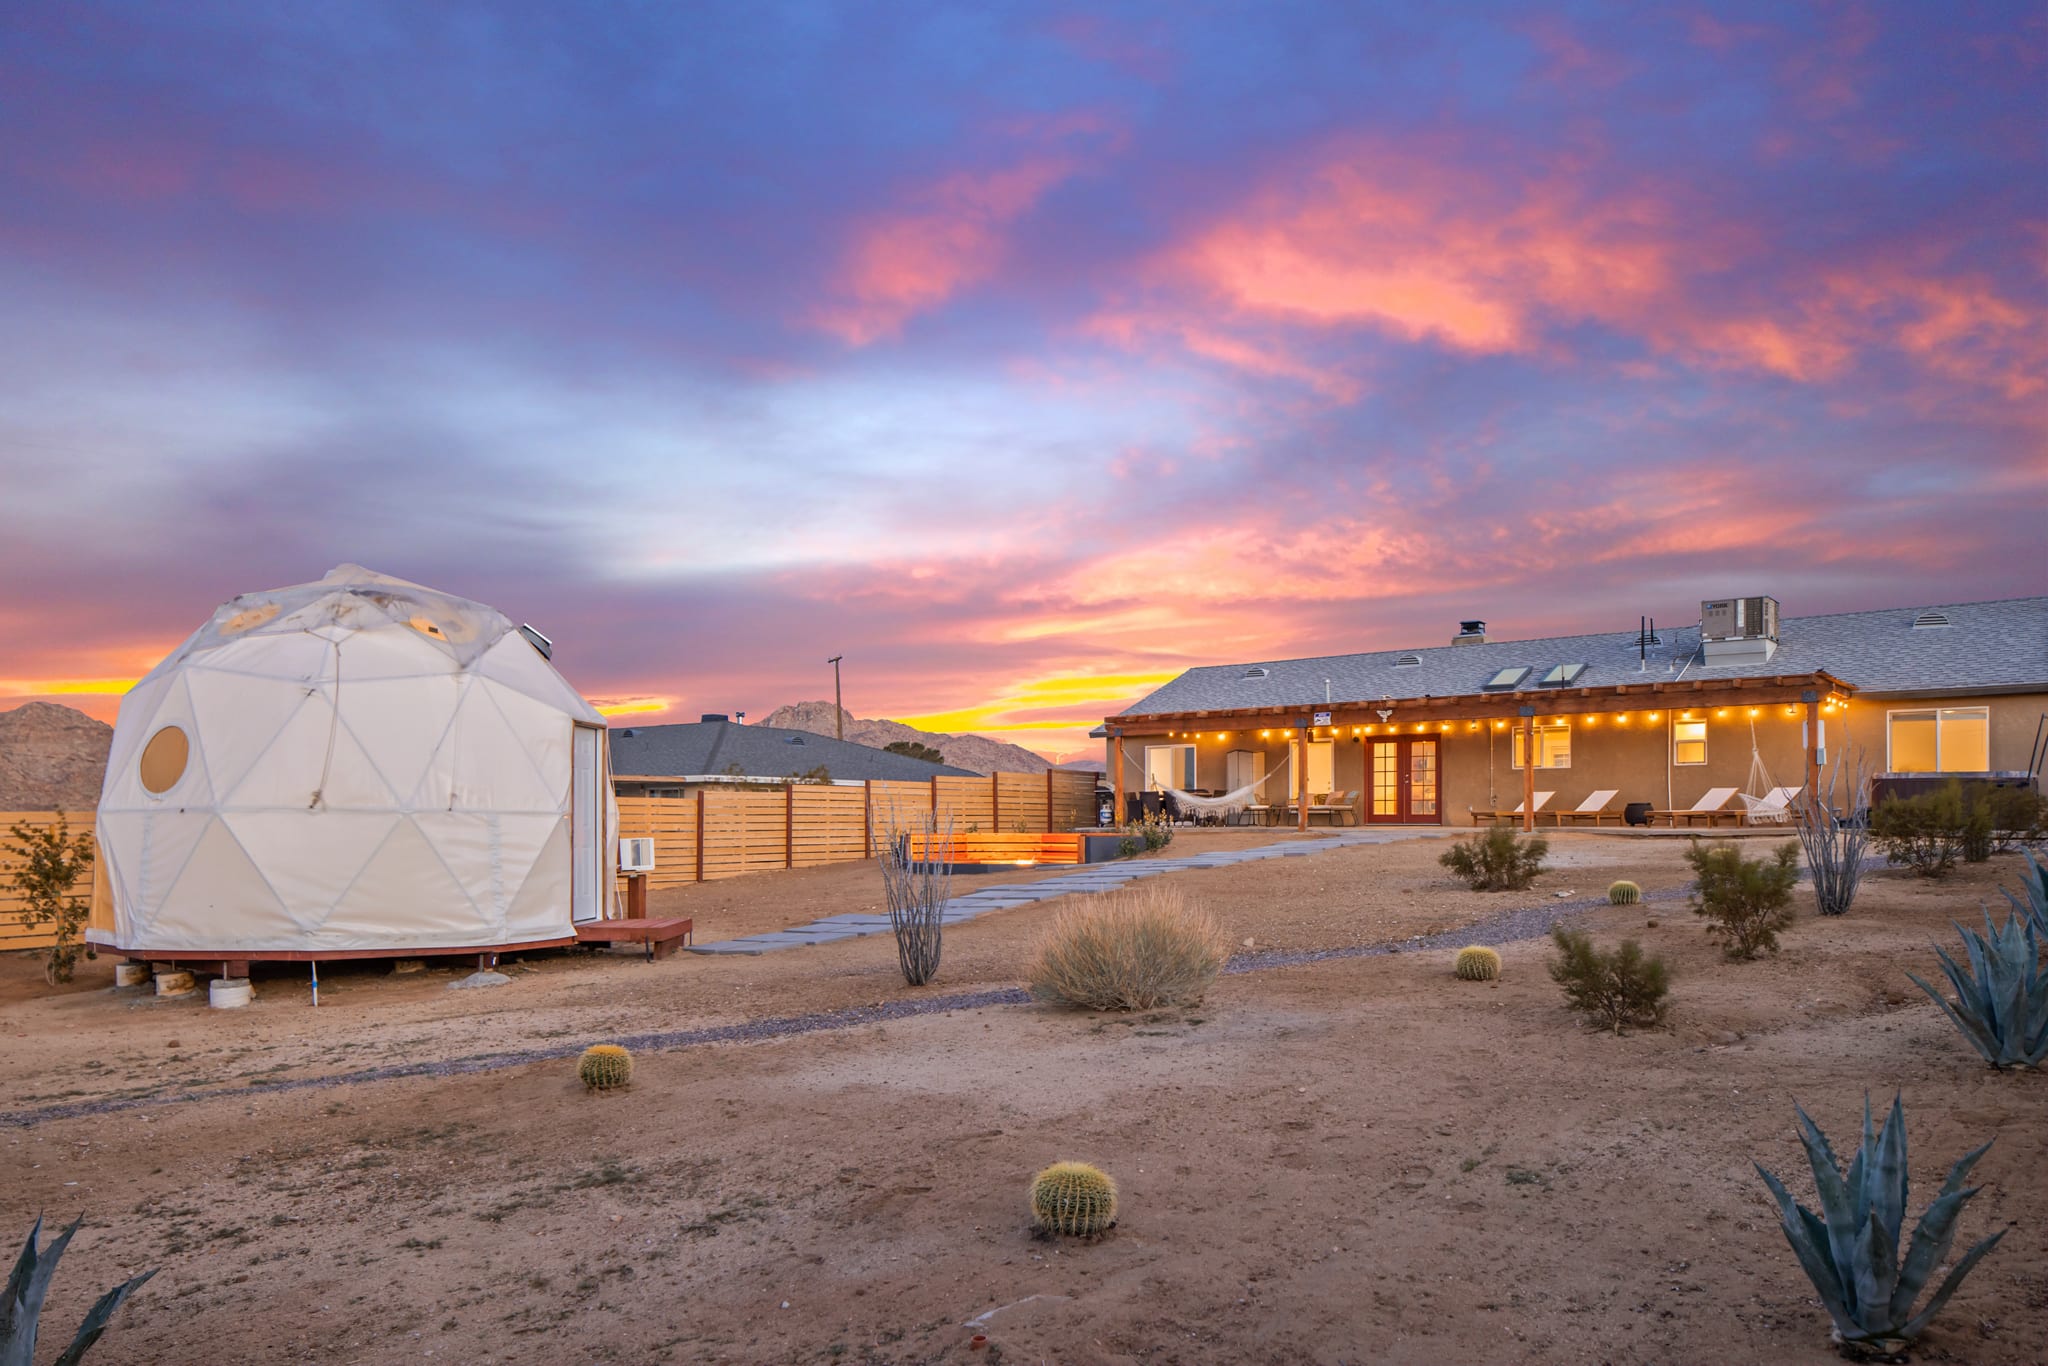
[1027,883,1229,1011]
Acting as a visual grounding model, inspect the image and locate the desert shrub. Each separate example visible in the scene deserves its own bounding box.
[1607,880,1641,905]
[578,1044,633,1090]
[5,811,96,985]
[1,1215,156,1362]
[1116,833,1142,859]
[884,740,946,764]
[1453,946,1501,981]
[1029,1162,1118,1236]
[1685,839,1799,960]
[1027,884,1228,1011]
[1907,908,2047,1069]
[1755,1095,2003,1355]
[1792,746,1872,917]
[1439,826,1549,891]
[1871,785,1969,877]
[1548,926,1670,1034]
[1972,783,2046,855]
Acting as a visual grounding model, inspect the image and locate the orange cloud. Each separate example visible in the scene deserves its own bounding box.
[810,157,1075,344]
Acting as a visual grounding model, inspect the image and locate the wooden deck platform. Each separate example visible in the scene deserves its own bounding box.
[574,917,695,961]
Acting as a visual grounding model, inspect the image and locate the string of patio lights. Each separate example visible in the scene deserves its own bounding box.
[1158,694,1851,742]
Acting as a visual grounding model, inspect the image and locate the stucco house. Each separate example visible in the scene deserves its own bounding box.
[1100,596,2047,829]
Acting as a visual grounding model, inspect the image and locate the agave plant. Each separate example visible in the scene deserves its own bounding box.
[2004,847,2048,940]
[2,1215,154,1365]
[1755,1096,2003,1355]
[1906,907,2048,1069]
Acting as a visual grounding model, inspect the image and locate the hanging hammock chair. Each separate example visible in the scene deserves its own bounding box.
[1735,718,1803,824]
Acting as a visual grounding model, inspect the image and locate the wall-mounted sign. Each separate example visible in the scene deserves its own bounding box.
[1312,711,1332,726]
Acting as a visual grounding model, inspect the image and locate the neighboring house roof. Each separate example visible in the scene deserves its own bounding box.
[609,720,977,781]
[1119,597,2048,717]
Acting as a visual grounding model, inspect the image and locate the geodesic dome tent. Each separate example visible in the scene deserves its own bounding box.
[90,565,616,960]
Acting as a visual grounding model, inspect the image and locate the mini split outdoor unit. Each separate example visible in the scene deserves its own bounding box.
[619,837,657,873]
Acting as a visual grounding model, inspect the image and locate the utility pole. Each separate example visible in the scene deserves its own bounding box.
[827,656,844,740]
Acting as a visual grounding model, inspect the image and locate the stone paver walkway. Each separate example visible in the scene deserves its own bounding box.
[686,827,1458,955]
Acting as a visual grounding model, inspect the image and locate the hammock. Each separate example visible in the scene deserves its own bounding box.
[1735,718,1797,824]
[1164,751,1295,820]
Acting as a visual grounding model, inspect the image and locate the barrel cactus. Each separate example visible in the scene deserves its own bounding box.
[578,1044,633,1091]
[1608,880,1642,905]
[1029,1161,1118,1236]
[1453,946,1501,981]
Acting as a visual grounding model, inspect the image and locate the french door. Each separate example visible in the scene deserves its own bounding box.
[1367,737,1440,824]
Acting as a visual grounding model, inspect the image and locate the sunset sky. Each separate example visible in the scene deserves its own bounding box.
[2,3,2042,760]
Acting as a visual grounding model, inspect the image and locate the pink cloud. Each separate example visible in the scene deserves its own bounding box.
[809,156,1076,345]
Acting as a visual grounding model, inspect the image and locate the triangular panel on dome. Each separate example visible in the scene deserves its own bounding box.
[147,816,300,950]
[338,674,464,807]
[229,693,396,811]
[336,622,458,683]
[220,810,400,923]
[474,634,602,721]
[96,807,212,938]
[446,682,563,813]
[501,817,574,944]
[100,673,215,811]
[191,629,336,686]
[102,672,176,788]
[319,815,481,946]
[474,678,576,808]
[186,669,319,805]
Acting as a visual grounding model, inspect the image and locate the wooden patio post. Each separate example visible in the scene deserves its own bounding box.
[864,779,874,857]
[1297,728,1309,832]
[1112,734,1125,826]
[1802,689,1822,814]
[930,775,938,816]
[694,789,706,883]
[1520,707,1537,833]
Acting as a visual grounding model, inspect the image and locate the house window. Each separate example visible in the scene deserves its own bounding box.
[1673,720,1708,766]
[1512,721,1571,769]
[1145,744,1196,792]
[1887,707,1990,773]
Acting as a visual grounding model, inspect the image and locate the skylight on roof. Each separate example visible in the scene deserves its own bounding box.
[1484,666,1531,690]
[1912,612,1951,629]
[1393,654,1423,668]
[1540,663,1589,686]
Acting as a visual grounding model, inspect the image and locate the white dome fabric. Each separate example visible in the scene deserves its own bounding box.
[93,565,614,955]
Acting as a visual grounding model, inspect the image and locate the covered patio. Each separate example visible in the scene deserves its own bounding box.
[1105,671,1855,833]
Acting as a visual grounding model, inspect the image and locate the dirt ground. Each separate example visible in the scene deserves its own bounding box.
[3,831,2044,1365]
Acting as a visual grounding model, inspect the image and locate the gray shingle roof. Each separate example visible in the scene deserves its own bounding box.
[609,721,977,781]
[1119,597,2048,717]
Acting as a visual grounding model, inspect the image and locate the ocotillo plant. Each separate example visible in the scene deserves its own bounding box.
[1791,744,1872,916]
[880,812,952,986]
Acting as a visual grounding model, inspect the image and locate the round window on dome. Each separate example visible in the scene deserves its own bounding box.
[139,726,190,795]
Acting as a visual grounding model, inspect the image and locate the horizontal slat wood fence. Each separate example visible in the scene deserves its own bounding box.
[0,811,95,952]
[0,773,1102,944]
[617,770,1098,889]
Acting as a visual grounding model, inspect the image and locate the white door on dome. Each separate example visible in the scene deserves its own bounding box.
[571,724,602,924]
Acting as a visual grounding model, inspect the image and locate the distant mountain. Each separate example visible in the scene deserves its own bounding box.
[762,701,1053,775]
[1056,758,1107,774]
[0,702,112,812]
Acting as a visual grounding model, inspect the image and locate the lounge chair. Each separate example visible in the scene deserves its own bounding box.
[1740,786,1805,825]
[1551,790,1622,826]
[1654,787,1740,827]
[1470,791,1554,825]
[1308,790,1359,826]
